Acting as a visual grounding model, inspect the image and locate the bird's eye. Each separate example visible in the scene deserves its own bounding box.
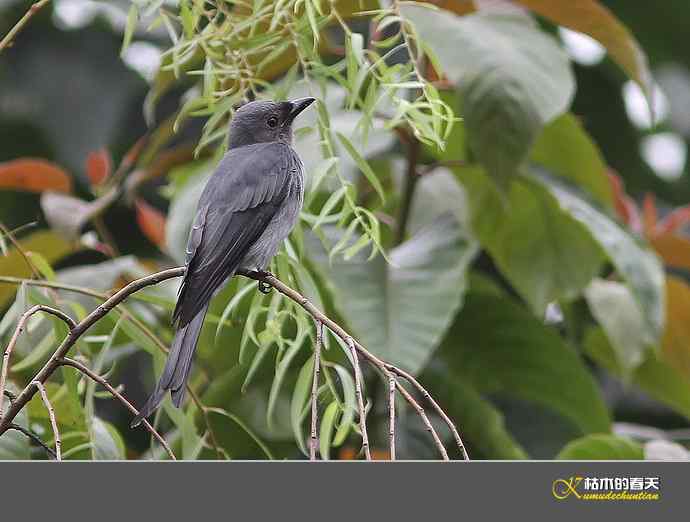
[267,116,278,128]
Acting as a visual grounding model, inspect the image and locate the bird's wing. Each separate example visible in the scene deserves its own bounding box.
[172,142,296,327]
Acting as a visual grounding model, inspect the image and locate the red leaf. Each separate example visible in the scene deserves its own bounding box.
[642,192,658,236]
[0,158,72,193]
[658,205,690,236]
[607,171,641,233]
[135,198,166,249]
[86,149,112,186]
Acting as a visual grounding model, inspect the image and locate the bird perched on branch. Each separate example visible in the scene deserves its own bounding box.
[132,97,316,426]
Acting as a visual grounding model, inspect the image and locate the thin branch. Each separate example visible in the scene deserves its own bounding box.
[0,267,185,435]
[0,304,76,418]
[394,137,420,246]
[387,365,469,461]
[310,320,323,461]
[58,357,176,460]
[239,270,467,460]
[395,379,448,460]
[346,337,371,460]
[0,222,40,278]
[31,380,61,460]
[0,0,51,52]
[7,423,57,459]
[0,267,467,461]
[388,372,396,460]
[0,273,225,458]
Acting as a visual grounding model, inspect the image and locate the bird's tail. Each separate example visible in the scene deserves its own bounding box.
[131,303,209,427]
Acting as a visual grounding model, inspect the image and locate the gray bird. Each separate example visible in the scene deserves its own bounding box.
[132,97,315,426]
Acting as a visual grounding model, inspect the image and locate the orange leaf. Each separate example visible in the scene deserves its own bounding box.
[338,447,390,460]
[0,158,72,193]
[428,0,476,16]
[651,234,690,272]
[135,198,167,249]
[662,276,690,379]
[86,149,112,186]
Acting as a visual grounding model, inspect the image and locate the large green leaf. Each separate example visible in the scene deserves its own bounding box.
[513,0,653,105]
[442,293,611,434]
[557,434,643,460]
[585,327,690,421]
[537,175,665,343]
[308,213,478,374]
[530,113,613,208]
[585,279,654,374]
[91,417,126,460]
[405,6,574,187]
[459,167,604,315]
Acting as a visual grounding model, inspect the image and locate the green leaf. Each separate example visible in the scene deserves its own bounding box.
[290,356,314,456]
[336,132,386,204]
[442,293,611,434]
[0,388,30,459]
[585,327,690,421]
[405,6,574,188]
[538,175,665,343]
[513,0,653,108]
[319,401,339,460]
[331,364,356,447]
[530,113,613,208]
[307,213,478,374]
[585,279,654,374]
[91,417,125,460]
[121,4,139,56]
[557,434,643,460]
[459,167,604,315]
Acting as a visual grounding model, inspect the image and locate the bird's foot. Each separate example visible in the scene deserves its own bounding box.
[255,270,274,294]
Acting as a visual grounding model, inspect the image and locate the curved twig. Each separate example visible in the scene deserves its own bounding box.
[31,380,61,460]
[346,337,371,460]
[0,0,51,52]
[8,423,57,459]
[388,372,396,460]
[0,267,468,461]
[0,304,76,418]
[58,357,176,460]
[238,269,467,460]
[309,320,323,461]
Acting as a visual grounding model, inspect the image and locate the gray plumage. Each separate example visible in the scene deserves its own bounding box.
[132,97,315,427]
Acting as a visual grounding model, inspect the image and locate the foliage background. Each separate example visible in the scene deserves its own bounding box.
[1,0,690,460]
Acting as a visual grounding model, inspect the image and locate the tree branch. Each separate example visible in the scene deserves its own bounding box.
[58,357,176,460]
[0,266,468,460]
[7,423,57,459]
[32,380,61,460]
[309,320,323,461]
[238,269,468,460]
[0,0,51,52]
[0,304,76,418]
[347,337,371,460]
[0,267,185,436]
[394,137,420,246]
[388,372,396,460]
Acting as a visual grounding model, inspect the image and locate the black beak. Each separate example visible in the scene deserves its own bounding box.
[287,97,316,123]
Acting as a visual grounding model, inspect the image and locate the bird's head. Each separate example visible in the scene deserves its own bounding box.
[228,97,316,149]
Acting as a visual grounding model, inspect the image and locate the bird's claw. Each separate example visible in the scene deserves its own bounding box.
[255,271,274,294]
